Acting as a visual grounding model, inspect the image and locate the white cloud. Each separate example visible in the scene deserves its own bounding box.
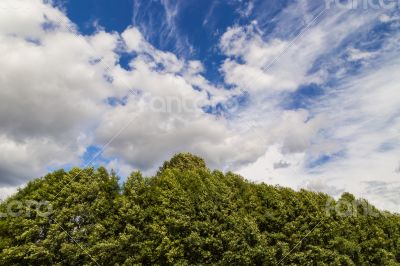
[0,0,263,192]
[379,13,400,23]
[131,0,194,55]
[232,0,400,212]
[303,179,344,196]
[305,56,400,211]
[238,145,307,186]
[219,3,379,94]
[95,46,267,171]
[0,135,79,185]
[0,187,19,201]
[121,27,145,52]
[347,47,378,62]
[0,0,116,189]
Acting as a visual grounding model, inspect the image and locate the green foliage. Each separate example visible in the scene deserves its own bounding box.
[157,153,207,174]
[0,153,399,265]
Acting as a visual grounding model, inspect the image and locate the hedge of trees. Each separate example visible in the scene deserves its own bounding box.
[0,153,399,265]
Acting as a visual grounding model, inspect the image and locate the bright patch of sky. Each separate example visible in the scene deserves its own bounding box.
[0,0,399,212]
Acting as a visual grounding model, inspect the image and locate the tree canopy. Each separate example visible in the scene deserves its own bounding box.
[1,153,399,265]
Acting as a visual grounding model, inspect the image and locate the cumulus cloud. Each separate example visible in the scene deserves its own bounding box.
[0,0,264,195]
[0,0,119,193]
[96,28,268,171]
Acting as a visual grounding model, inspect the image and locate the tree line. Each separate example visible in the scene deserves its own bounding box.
[0,153,399,265]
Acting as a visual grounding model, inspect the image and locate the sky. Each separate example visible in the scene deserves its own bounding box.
[0,0,399,212]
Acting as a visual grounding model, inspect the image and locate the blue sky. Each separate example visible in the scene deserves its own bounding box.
[0,0,399,211]
[60,0,261,82]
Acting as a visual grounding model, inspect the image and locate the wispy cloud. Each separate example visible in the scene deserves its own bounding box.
[131,0,194,56]
[230,0,400,211]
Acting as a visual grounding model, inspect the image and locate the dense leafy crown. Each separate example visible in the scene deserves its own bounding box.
[0,153,399,265]
[158,152,208,173]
